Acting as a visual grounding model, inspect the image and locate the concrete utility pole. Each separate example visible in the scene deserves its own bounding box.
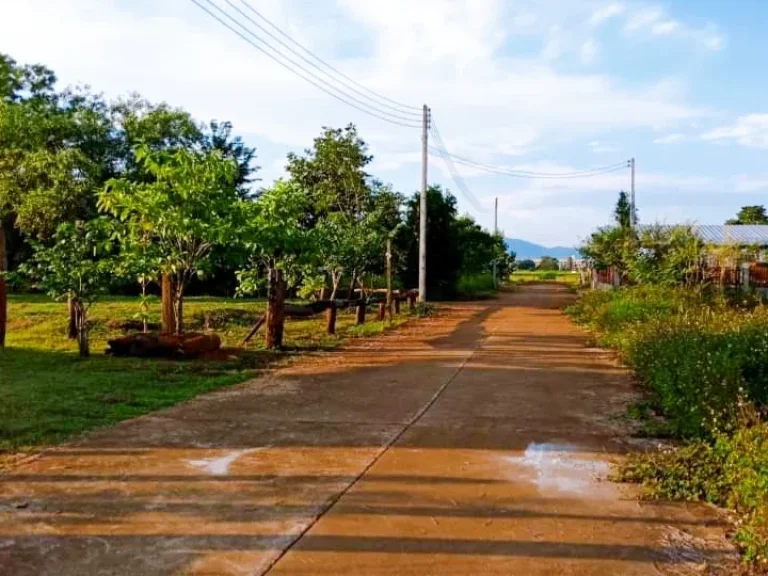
[630,157,636,227]
[493,197,498,287]
[418,104,429,302]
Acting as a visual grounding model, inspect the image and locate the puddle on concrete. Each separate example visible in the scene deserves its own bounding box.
[184,448,262,476]
[504,443,612,497]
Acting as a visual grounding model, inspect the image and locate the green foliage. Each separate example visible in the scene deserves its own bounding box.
[517,259,536,271]
[18,219,117,356]
[614,190,634,230]
[410,301,437,318]
[618,424,768,564]
[537,256,560,271]
[727,205,768,225]
[236,180,314,295]
[456,273,496,298]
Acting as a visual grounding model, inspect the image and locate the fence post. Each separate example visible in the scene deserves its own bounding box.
[378,302,386,321]
[356,299,366,325]
[394,297,400,315]
[741,262,751,294]
[408,292,416,311]
[326,301,336,335]
[612,266,621,288]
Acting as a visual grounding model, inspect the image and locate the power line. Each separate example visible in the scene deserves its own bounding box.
[188,0,421,128]
[429,120,489,214]
[221,0,421,122]
[434,152,629,179]
[236,0,422,116]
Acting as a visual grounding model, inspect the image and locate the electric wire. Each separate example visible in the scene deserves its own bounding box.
[236,0,422,115]
[188,0,421,128]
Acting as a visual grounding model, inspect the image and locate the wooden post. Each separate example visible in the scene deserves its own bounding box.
[0,223,6,347]
[378,302,386,321]
[355,299,366,325]
[161,273,175,334]
[265,268,286,349]
[326,301,337,335]
[394,297,400,314]
[408,292,416,311]
[386,238,393,322]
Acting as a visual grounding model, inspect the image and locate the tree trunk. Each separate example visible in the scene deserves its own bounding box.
[330,271,341,301]
[141,282,148,333]
[161,273,175,334]
[326,301,337,335]
[265,268,286,349]
[173,276,184,336]
[346,272,357,300]
[386,238,393,322]
[73,299,90,358]
[68,297,78,339]
[0,222,6,348]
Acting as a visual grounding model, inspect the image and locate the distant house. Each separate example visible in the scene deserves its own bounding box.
[640,224,768,263]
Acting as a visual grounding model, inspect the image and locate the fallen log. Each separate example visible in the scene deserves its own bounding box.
[106,332,221,359]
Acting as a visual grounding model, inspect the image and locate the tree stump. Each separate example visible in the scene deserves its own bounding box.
[266,268,286,349]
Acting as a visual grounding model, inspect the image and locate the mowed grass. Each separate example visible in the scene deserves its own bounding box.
[510,270,581,285]
[0,294,408,452]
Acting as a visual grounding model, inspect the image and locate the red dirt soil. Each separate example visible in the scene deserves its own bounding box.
[0,285,737,575]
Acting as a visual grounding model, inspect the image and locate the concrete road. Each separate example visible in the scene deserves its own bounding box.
[0,285,735,575]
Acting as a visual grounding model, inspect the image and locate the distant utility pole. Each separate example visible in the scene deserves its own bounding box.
[630,157,636,227]
[493,197,498,287]
[418,104,429,302]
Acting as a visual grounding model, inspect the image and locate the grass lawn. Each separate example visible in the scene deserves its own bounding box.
[0,294,408,453]
[510,270,581,285]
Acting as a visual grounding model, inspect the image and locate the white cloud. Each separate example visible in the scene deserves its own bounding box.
[580,38,599,64]
[588,140,617,153]
[653,133,684,144]
[733,175,768,193]
[622,6,723,50]
[588,3,626,28]
[701,115,768,148]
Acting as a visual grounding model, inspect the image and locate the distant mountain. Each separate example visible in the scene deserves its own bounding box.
[505,238,579,260]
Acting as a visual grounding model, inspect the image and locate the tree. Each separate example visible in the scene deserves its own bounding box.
[518,259,536,271]
[235,180,314,296]
[286,124,371,226]
[0,54,114,346]
[537,256,560,271]
[726,205,768,225]
[19,219,116,356]
[100,145,241,334]
[397,186,460,299]
[623,225,704,286]
[614,190,635,229]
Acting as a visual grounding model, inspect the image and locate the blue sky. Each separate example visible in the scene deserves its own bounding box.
[2,0,768,246]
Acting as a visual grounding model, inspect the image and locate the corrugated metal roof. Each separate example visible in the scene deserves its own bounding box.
[639,225,768,245]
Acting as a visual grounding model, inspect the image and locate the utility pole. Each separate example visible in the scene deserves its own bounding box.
[493,197,498,287]
[630,157,636,227]
[418,104,429,302]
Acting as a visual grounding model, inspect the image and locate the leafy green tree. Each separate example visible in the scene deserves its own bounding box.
[0,54,113,346]
[236,180,315,296]
[517,259,536,271]
[397,185,460,299]
[726,205,768,225]
[614,190,635,229]
[624,225,704,286]
[286,124,371,225]
[100,145,241,334]
[19,219,116,356]
[537,256,560,271]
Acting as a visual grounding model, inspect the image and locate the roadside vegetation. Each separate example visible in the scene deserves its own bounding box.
[569,194,768,567]
[510,270,580,285]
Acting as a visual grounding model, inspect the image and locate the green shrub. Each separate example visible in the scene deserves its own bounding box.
[619,424,768,564]
[456,273,495,298]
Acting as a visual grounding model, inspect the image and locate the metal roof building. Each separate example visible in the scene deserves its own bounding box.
[640,225,768,246]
